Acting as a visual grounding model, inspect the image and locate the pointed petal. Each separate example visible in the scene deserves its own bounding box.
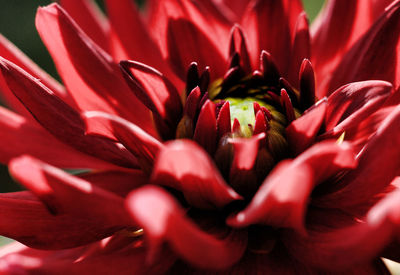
[285,177,400,271]
[126,185,247,269]
[36,4,155,136]
[84,111,163,174]
[104,0,182,90]
[193,100,218,155]
[79,169,149,197]
[286,99,327,156]
[166,18,228,80]
[241,0,292,75]
[228,141,356,233]
[60,0,110,52]
[318,105,400,210]
[0,106,117,169]
[9,156,129,227]
[151,140,240,209]
[299,59,316,111]
[288,12,311,87]
[0,35,71,116]
[0,57,137,168]
[327,1,400,94]
[229,25,252,72]
[324,80,393,135]
[311,0,396,97]
[0,192,119,249]
[119,60,182,128]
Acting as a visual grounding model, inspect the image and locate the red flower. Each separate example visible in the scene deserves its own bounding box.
[0,0,399,273]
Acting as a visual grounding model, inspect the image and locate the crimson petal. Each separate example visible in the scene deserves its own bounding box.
[10,156,129,227]
[228,141,356,234]
[0,58,137,168]
[126,185,247,269]
[327,1,400,93]
[84,111,163,174]
[151,140,241,209]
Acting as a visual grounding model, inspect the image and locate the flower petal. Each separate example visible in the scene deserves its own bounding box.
[327,1,400,93]
[0,106,114,169]
[60,0,110,52]
[120,60,182,130]
[9,156,129,227]
[151,140,241,209]
[286,99,327,156]
[228,141,356,233]
[166,18,228,80]
[36,4,155,136]
[84,111,163,174]
[0,34,71,116]
[126,185,247,270]
[0,57,137,168]
[193,100,218,155]
[324,80,393,133]
[311,0,396,97]
[317,105,400,211]
[241,0,292,75]
[0,191,119,249]
[285,177,400,271]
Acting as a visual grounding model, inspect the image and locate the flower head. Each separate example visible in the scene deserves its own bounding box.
[0,0,399,273]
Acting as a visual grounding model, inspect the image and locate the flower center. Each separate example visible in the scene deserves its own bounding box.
[177,51,308,197]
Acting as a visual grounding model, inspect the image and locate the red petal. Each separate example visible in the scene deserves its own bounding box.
[0,35,72,116]
[119,60,182,127]
[228,141,356,233]
[79,169,149,197]
[0,58,137,168]
[193,100,218,155]
[104,0,182,91]
[10,156,129,227]
[84,111,163,174]
[286,99,327,156]
[151,140,240,209]
[318,105,400,210]
[0,106,115,169]
[288,12,311,87]
[311,0,395,97]
[60,0,110,52]
[299,59,316,111]
[126,185,247,269]
[327,1,400,94]
[229,25,252,72]
[166,18,228,80]
[217,100,231,139]
[36,4,155,136]
[324,80,393,135]
[241,0,291,75]
[0,192,118,249]
[285,177,400,271]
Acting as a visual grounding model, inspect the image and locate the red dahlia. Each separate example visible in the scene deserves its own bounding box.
[0,0,399,273]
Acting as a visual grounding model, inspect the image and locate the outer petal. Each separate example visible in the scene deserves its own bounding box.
[60,0,110,52]
[317,105,400,211]
[324,81,393,132]
[0,242,174,275]
[311,0,396,97]
[84,111,163,174]
[327,1,400,94]
[285,177,400,271]
[228,141,356,234]
[0,34,72,116]
[9,156,129,227]
[126,185,247,270]
[241,0,292,74]
[151,140,241,209]
[0,106,115,169]
[0,192,119,249]
[286,99,327,156]
[0,57,137,168]
[36,4,155,136]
